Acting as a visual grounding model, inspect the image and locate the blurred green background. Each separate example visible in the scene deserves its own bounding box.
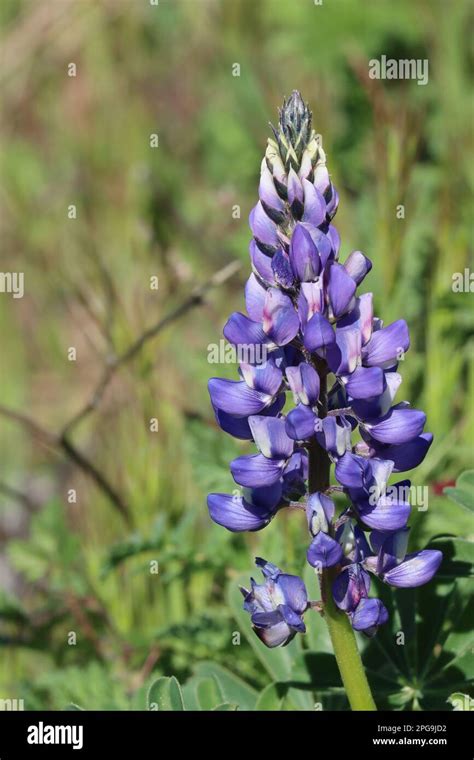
[0,0,472,709]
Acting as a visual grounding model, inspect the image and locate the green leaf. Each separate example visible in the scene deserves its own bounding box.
[255,683,285,710]
[428,536,474,579]
[195,677,224,710]
[147,676,185,711]
[193,662,257,710]
[302,564,333,653]
[444,470,474,513]
[212,702,238,711]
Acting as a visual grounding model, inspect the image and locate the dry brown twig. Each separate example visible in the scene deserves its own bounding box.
[0,260,242,526]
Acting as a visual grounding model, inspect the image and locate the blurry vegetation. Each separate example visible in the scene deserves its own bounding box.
[0,0,472,709]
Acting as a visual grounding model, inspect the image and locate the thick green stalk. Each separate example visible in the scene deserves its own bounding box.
[308,374,376,711]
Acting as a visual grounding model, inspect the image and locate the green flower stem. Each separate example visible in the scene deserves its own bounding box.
[308,371,377,711]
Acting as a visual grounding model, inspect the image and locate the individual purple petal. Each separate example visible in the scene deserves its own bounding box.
[326,328,361,375]
[289,223,321,281]
[362,319,410,368]
[298,280,324,325]
[382,550,442,588]
[208,378,272,416]
[372,432,433,473]
[343,250,372,285]
[248,415,294,459]
[303,312,335,352]
[327,263,357,319]
[278,604,306,632]
[277,574,308,614]
[255,557,281,579]
[287,167,304,217]
[335,452,371,490]
[230,453,285,487]
[285,403,318,441]
[350,371,401,421]
[325,185,339,219]
[249,240,276,286]
[307,532,344,568]
[245,273,266,322]
[306,492,335,535]
[223,312,267,347]
[338,293,374,345]
[286,362,320,406]
[271,249,295,289]
[313,164,330,195]
[351,598,388,633]
[332,564,371,612]
[262,288,300,346]
[259,161,286,223]
[364,404,426,445]
[249,201,279,251]
[315,416,352,458]
[358,493,411,532]
[352,524,373,562]
[302,178,326,227]
[327,224,340,258]
[304,225,333,268]
[344,366,384,400]
[207,492,275,532]
[376,527,410,574]
[240,361,283,395]
[254,619,293,648]
[213,395,285,440]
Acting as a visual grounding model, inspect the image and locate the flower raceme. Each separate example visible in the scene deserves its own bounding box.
[207,92,442,647]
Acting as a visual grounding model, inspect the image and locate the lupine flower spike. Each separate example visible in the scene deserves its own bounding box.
[207,91,441,648]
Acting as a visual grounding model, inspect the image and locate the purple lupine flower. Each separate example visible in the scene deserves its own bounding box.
[240,558,308,647]
[207,91,441,648]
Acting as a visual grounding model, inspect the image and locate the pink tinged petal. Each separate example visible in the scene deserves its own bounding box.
[245,273,267,322]
[303,312,335,352]
[313,164,330,195]
[302,178,326,227]
[289,223,321,281]
[285,404,318,441]
[287,167,304,216]
[277,574,308,614]
[248,415,294,459]
[207,493,273,532]
[230,453,285,487]
[249,240,276,286]
[327,263,357,319]
[208,378,272,416]
[344,366,384,400]
[298,280,324,325]
[327,328,361,375]
[307,532,344,568]
[249,202,279,250]
[223,312,268,347]
[364,405,426,445]
[343,250,372,285]
[339,293,374,345]
[262,288,300,346]
[286,362,319,406]
[315,416,352,458]
[240,361,283,395]
[383,550,442,588]
[362,319,410,368]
